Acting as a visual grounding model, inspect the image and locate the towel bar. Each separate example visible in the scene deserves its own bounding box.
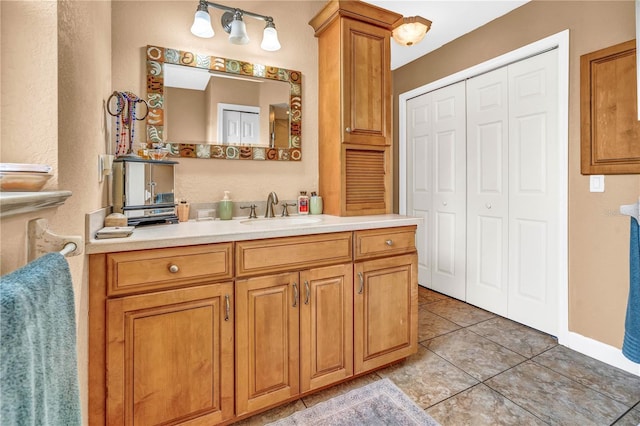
[28,218,83,261]
[59,242,78,257]
[620,198,640,222]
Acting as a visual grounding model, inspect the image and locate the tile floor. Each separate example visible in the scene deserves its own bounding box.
[237,287,640,425]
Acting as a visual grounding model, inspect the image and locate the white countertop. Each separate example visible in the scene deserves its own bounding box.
[86,214,422,254]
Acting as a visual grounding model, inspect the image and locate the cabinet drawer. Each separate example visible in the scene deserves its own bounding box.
[354,226,416,260]
[236,232,352,277]
[107,244,233,296]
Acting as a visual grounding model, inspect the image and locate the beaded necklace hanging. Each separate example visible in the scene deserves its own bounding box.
[107,91,149,156]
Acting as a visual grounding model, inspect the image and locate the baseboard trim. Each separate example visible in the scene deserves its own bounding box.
[561,332,640,376]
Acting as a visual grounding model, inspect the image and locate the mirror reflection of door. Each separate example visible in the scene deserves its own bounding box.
[219,105,260,145]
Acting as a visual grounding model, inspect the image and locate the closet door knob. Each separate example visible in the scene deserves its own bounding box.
[168,264,179,273]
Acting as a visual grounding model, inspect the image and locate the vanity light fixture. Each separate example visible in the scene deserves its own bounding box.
[190,0,281,51]
[392,16,432,46]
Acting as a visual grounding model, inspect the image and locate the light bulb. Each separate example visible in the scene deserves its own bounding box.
[191,9,214,38]
[229,16,249,45]
[261,23,281,51]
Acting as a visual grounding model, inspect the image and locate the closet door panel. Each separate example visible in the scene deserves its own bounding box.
[406,94,432,287]
[507,49,559,336]
[430,82,467,300]
[466,67,509,315]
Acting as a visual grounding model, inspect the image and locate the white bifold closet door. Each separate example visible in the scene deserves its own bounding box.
[407,82,467,301]
[467,49,559,335]
[466,66,510,317]
[408,49,559,336]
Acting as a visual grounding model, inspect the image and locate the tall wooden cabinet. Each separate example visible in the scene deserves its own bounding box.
[310,1,402,216]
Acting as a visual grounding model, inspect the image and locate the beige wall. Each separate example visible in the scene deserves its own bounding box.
[112,1,324,204]
[392,0,640,348]
[1,0,112,422]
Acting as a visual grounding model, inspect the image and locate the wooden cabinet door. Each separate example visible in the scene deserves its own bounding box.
[300,264,354,392]
[106,282,234,425]
[341,18,391,146]
[354,254,418,373]
[235,272,300,415]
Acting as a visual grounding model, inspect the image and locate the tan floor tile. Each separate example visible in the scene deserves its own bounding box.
[486,361,629,425]
[425,328,526,381]
[418,286,449,305]
[427,384,547,426]
[377,346,478,409]
[424,297,495,327]
[467,316,557,358]
[418,306,461,341]
[613,405,640,425]
[534,345,640,407]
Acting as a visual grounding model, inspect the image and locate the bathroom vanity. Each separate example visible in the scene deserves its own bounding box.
[87,215,419,425]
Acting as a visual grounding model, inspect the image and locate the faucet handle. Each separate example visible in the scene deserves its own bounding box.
[240,204,258,219]
[281,202,297,217]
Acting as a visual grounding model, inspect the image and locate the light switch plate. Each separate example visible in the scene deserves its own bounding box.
[589,175,605,192]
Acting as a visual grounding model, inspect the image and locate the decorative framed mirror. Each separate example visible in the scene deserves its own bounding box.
[145,45,302,161]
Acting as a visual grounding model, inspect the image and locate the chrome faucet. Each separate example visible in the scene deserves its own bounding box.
[265,192,279,218]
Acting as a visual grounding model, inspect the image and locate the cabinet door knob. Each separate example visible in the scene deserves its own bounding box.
[168,264,179,273]
[486,203,492,209]
[385,239,393,246]
[345,127,351,133]
[443,201,448,206]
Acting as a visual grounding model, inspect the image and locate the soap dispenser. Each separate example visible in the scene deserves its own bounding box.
[219,191,234,220]
[298,191,310,215]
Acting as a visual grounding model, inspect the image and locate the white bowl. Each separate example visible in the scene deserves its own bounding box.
[0,171,52,192]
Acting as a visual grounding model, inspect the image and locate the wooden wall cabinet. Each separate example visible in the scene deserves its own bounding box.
[581,39,640,174]
[310,1,401,216]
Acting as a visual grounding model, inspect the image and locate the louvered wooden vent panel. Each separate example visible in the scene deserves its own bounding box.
[345,149,386,209]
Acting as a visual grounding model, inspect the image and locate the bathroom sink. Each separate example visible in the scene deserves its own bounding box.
[239,216,323,226]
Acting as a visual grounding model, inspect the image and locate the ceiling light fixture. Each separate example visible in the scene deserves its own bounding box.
[392,16,432,47]
[190,0,281,51]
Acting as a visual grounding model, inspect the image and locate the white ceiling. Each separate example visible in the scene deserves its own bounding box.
[363,1,530,69]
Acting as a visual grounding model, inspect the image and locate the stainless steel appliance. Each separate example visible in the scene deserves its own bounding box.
[113,158,179,226]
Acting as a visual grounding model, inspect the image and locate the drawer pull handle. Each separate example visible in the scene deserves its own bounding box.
[224,295,230,321]
[293,282,298,308]
[304,280,310,305]
[358,272,364,294]
[385,239,393,246]
[168,264,179,273]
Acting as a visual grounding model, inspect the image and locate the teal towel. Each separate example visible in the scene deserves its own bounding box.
[0,253,81,425]
[622,217,640,363]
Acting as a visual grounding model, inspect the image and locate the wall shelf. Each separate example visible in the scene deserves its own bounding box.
[0,190,72,218]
